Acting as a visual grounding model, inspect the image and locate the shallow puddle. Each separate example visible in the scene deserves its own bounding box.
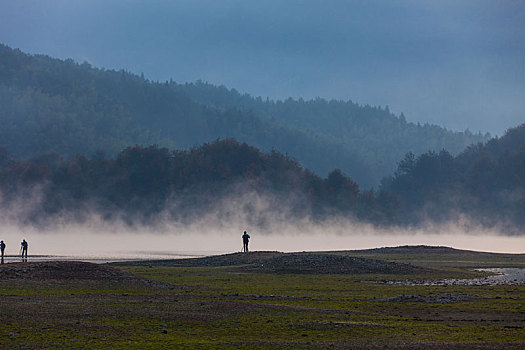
[390,268,525,286]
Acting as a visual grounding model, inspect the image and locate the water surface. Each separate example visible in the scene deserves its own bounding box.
[0,223,523,262]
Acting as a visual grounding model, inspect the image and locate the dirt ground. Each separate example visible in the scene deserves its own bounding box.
[0,247,523,349]
[121,251,434,274]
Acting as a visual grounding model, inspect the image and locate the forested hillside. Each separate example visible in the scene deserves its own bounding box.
[174,81,490,180]
[1,129,523,231]
[383,124,525,231]
[0,139,399,226]
[0,44,490,187]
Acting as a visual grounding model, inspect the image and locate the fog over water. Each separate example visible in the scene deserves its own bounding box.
[0,219,523,261]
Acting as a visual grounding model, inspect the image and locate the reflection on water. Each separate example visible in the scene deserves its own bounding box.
[0,252,212,264]
[474,268,525,284]
[388,268,525,286]
[436,268,525,286]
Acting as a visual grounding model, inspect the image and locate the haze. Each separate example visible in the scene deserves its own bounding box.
[1,0,523,135]
[1,217,524,259]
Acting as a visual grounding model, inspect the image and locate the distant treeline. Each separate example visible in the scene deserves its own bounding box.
[0,139,399,226]
[384,124,525,232]
[1,44,522,231]
[174,81,490,185]
[0,125,523,231]
[0,44,488,187]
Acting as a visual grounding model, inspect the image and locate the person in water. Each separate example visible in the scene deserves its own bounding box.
[242,231,250,253]
[21,239,28,260]
[0,240,5,264]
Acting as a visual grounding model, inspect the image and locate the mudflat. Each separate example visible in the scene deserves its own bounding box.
[0,246,523,349]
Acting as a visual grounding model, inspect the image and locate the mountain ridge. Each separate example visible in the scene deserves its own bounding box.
[0,44,490,187]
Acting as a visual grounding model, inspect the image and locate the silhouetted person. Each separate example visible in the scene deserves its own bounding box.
[242,231,250,253]
[0,240,5,264]
[21,239,28,261]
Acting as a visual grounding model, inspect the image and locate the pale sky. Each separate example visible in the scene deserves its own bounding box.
[1,0,524,135]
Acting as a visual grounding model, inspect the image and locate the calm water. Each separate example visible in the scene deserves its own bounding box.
[1,225,524,285]
[0,252,210,264]
[0,222,523,262]
[389,268,525,286]
[475,268,525,284]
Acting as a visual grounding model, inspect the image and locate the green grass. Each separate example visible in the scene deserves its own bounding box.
[0,258,523,349]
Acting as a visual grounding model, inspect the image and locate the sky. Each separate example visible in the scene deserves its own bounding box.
[0,0,523,135]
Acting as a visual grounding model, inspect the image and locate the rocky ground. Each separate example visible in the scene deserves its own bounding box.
[378,292,480,304]
[119,251,434,275]
[0,261,136,280]
[0,260,175,290]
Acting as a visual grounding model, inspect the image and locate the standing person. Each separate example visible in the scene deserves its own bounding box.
[242,231,250,253]
[21,239,28,261]
[0,240,5,264]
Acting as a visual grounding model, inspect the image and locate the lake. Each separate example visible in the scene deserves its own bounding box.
[0,221,523,262]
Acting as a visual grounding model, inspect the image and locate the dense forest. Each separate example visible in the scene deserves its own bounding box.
[175,81,490,184]
[2,44,522,231]
[1,127,522,231]
[0,139,399,227]
[383,124,525,232]
[0,44,488,187]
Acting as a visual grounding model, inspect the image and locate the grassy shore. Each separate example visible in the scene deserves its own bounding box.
[0,246,523,349]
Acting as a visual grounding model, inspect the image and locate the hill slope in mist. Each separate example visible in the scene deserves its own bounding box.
[174,82,490,180]
[0,44,489,187]
[384,124,525,231]
[1,131,523,232]
[0,139,399,226]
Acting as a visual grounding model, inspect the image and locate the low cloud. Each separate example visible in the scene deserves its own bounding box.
[0,184,523,258]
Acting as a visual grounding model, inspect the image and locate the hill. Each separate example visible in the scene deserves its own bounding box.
[383,124,525,231]
[0,139,399,226]
[118,251,432,275]
[174,81,490,182]
[0,44,489,187]
[337,245,525,268]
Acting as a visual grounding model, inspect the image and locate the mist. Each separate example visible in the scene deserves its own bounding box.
[1,209,524,261]
[1,169,523,259]
[1,1,523,258]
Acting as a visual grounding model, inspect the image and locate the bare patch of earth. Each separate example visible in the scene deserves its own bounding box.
[0,261,174,289]
[243,253,432,274]
[228,341,525,349]
[378,293,480,304]
[0,261,137,280]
